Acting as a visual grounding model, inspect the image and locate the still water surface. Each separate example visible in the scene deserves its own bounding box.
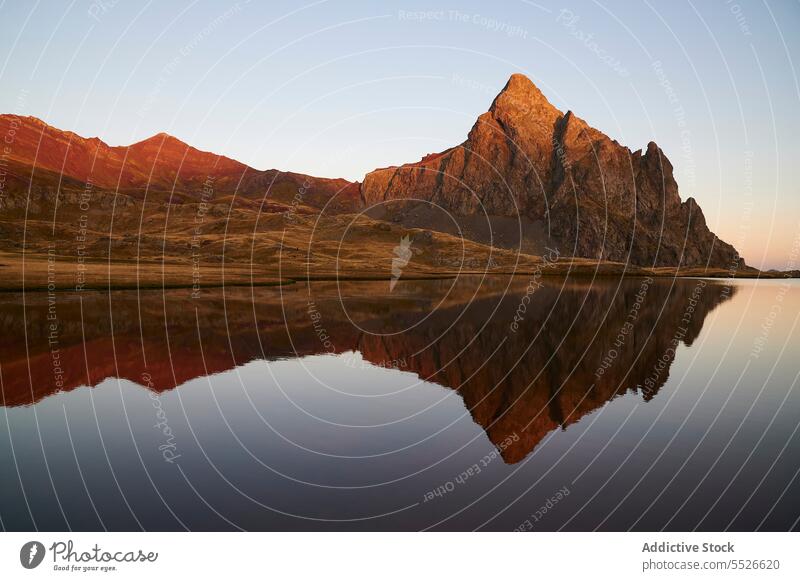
[0,276,798,530]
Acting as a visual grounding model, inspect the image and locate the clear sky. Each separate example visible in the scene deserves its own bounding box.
[1,0,798,269]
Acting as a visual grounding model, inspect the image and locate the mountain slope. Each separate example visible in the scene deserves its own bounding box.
[0,115,360,210]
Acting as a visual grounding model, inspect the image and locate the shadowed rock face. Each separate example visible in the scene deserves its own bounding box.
[0,277,735,463]
[361,74,742,268]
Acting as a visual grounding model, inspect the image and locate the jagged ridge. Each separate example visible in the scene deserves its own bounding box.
[361,73,742,268]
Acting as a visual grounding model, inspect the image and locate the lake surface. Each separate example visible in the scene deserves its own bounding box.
[1,276,798,531]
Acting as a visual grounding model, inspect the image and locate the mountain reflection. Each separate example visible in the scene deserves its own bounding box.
[0,276,734,463]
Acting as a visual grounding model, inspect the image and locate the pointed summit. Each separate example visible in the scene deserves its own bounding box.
[128,131,189,151]
[493,73,550,103]
[489,73,562,123]
[146,131,175,141]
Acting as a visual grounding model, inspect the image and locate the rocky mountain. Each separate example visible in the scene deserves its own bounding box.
[1,74,744,269]
[362,74,742,268]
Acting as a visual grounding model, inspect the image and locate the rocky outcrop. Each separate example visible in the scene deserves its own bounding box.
[361,74,742,268]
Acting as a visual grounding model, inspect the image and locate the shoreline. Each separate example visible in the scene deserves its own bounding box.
[2,268,795,294]
[1,249,795,293]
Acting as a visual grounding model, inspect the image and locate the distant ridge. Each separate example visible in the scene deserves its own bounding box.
[0,114,360,209]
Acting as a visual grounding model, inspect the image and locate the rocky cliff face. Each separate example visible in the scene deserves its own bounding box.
[361,74,741,268]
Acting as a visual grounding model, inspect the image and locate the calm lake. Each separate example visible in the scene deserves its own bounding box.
[1,276,798,531]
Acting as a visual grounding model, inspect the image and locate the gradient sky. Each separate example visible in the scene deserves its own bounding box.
[1,0,798,269]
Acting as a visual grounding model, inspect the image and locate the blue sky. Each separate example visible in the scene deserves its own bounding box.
[1,0,798,268]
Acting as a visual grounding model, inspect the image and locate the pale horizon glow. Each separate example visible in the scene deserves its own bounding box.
[1,0,798,269]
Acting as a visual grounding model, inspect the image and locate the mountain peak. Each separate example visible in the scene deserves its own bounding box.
[490,73,560,114]
[130,132,187,148]
[487,74,563,132]
[505,72,539,93]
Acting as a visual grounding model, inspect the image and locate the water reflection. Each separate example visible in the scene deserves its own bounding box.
[1,276,734,464]
[6,275,800,531]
